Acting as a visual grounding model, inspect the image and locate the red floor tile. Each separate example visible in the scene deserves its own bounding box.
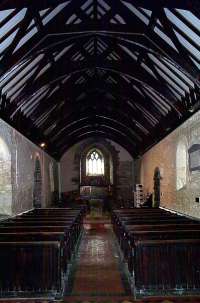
[71,222,126,295]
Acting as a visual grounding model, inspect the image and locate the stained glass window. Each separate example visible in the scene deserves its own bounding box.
[86,149,104,176]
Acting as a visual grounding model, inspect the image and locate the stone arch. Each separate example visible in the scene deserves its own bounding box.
[72,138,119,199]
[153,167,161,207]
[33,157,42,208]
[49,162,55,193]
[77,138,119,187]
[0,137,12,215]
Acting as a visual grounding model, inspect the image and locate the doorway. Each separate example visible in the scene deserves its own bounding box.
[153,167,161,207]
[33,158,42,208]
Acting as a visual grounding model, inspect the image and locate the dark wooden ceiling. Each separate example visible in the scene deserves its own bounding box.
[0,0,200,159]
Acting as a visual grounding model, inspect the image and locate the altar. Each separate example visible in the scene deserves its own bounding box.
[80,186,109,217]
[80,185,108,199]
[89,199,103,217]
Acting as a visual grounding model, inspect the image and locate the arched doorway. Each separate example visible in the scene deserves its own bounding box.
[49,162,55,193]
[176,141,187,190]
[0,137,12,216]
[33,158,42,208]
[153,167,161,207]
[49,162,57,204]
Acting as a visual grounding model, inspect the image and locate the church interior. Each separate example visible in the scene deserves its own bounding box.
[0,1,200,302]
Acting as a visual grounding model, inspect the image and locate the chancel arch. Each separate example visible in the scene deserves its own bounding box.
[72,138,119,200]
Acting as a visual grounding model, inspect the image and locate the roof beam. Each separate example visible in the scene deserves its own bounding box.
[50,115,141,145]
[56,130,136,159]
[19,57,173,101]
[52,116,139,148]
[32,90,145,138]
[0,0,90,76]
[56,126,137,158]
[0,0,197,9]
[0,1,67,9]
[117,0,200,10]
[39,90,154,134]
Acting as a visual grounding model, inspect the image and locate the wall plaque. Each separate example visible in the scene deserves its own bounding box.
[188,144,200,171]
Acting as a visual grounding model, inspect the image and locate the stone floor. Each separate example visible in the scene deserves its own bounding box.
[64,220,132,300]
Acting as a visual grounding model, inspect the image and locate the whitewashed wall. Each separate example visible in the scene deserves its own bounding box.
[138,110,200,219]
[0,118,58,216]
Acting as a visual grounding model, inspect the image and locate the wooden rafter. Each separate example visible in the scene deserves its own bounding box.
[0,0,200,158]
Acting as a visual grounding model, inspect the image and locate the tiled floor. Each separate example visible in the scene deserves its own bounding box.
[64,220,132,300]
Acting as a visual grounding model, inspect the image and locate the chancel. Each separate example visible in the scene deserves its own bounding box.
[0,1,200,302]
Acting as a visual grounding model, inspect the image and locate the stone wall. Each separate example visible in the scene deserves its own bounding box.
[137,110,200,219]
[0,118,58,216]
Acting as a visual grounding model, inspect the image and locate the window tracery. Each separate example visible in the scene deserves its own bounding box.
[86,149,104,176]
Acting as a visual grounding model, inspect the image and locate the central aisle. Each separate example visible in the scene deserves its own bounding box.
[64,219,133,301]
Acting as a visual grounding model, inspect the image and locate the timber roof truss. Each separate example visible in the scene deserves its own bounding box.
[0,0,200,158]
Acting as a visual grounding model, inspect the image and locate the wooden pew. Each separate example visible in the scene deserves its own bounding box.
[111,208,180,234]
[0,207,85,299]
[21,212,84,226]
[122,223,200,261]
[112,208,200,297]
[4,217,82,242]
[27,207,87,216]
[2,221,79,249]
[0,225,74,261]
[127,229,200,273]
[0,219,82,256]
[0,240,64,298]
[133,239,200,296]
[114,212,199,257]
[114,217,196,245]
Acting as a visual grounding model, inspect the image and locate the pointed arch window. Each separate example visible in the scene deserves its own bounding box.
[86,149,104,176]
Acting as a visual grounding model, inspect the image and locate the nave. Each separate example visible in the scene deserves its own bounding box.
[1,207,200,303]
[0,1,200,301]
